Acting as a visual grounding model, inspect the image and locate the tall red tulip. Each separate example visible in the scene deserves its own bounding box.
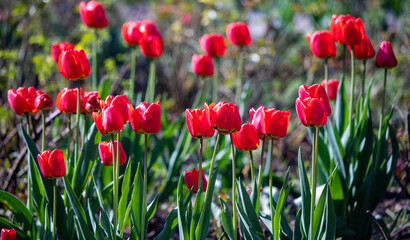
[128,101,161,135]
[79,1,109,29]
[225,22,252,46]
[99,140,127,166]
[264,109,291,139]
[296,84,331,127]
[37,149,66,179]
[1,229,16,240]
[184,168,207,193]
[351,35,375,60]
[321,79,339,101]
[58,49,90,81]
[191,54,214,76]
[250,106,267,139]
[199,34,226,57]
[56,88,85,114]
[104,95,130,123]
[205,101,242,135]
[232,122,259,151]
[330,14,365,46]
[375,41,397,69]
[51,41,75,62]
[122,21,142,46]
[138,21,163,58]
[35,93,53,110]
[306,31,337,58]
[185,108,215,139]
[92,95,130,135]
[7,87,39,115]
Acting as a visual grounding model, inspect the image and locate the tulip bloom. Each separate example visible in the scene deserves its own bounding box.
[306,31,337,58]
[264,109,291,139]
[99,140,127,166]
[232,122,259,151]
[191,54,214,77]
[184,168,207,193]
[79,1,109,29]
[375,41,397,69]
[92,95,130,135]
[205,101,242,135]
[321,79,339,101]
[185,108,215,139]
[1,229,16,240]
[296,84,331,127]
[199,34,226,57]
[225,22,252,46]
[56,88,84,114]
[351,35,375,60]
[8,87,39,115]
[128,101,161,135]
[138,21,163,58]
[122,21,142,46]
[330,14,365,46]
[35,93,53,110]
[250,106,267,139]
[51,41,75,62]
[58,49,90,81]
[83,91,101,114]
[37,149,66,179]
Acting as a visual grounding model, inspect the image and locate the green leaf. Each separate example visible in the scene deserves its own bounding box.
[293,209,302,240]
[0,190,33,228]
[190,183,204,239]
[130,163,143,239]
[119,160,132,232]
[87,200,105,240]
[147,196,159,222]
[274,169,291,240]
[322,186,336,240]
[196,170,218,240]
[0,217,29,239]
[220,198,234,240]
[177,175,189,240]
[92,177,113,240]
[298,147,310,238]
[236,203,263,240]
[334,76,349,136]
[313,185,327,240]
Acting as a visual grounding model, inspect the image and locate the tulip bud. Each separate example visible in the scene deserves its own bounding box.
[351,35,375,60]
[98,140,127,166]
[205,101,242,135]
[225,22,252,46]
[56,88,85,114]
[58,49,90,81]
[51,41,75,62]
[84,93,101,114]
[306,31,337,58]
[35,93,53,111]
[264,109,290,139]
[128,101,161,135]
[122,21,142,46]
[184,168,207,193]
[37,150,66,179]
[375,41,397,69]
[191,54,214,77]
[232,122,259,151]
[8,87,39,116]
[296,84,331,127]
[330,14,365,46]
[185,108,215,139]
[138,21,163,58]
[79,1,109,29]
[199,34,226,57]
[250,106,267,139]
[321,79,339,101]
[1,229,16,240]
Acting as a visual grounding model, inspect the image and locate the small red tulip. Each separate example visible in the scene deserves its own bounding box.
[232,122,259,151]
[296,84,331,127]
[51,41,75,62]
[138,21,163,58]
[184,168,207,193]
[37,149,65,179]
[185,108,215,139]
[92,95,130,135]
[128,101,161,135]
[83,91,101,114]
[199,34,226,57]
[375,41,397,69]
[264,109,290,139]
[58,49,90,81]
[321,79,340,101]
[98,140,127,166]
[191,54,214,77]
[1,229,16,240]
[122,21,142,46]
[56,88,85,114]
[330,14,365,46]
[35,93,53,110]
[205,101,242,135]
[306,31,337,58]
[225,22,252,46]
[8,87,39,115]
[250,106,267,139]
[351,35,375,60]
[79,1,109,29]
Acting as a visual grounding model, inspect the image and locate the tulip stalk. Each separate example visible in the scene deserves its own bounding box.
[362,60,367,98]
[74,85,81,167]
[111,133,119,236]
[324,58,329,94]
[207,133,220,185]
[82,116,86,149]
[256,139,266,203]
[92,29,98,91]
[213,57,220,103]
[378,68,388,138]
[141,134,149,240]
[249,151,255,184]
[198,139,203,195]
[349,48,355,138]
[129,47,138,101]
[26,115,33,212]
[309,127,319,240]
[229,133,237,240]
[145,59,156,103]
[41,110,46,152]
[53,180,57,240]
[269,140,275,238]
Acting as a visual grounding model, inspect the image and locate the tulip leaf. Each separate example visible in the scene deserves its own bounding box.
[190,182,204,238]
[0,190,33,229]
[147,195,159,222]
[87,200,105,240]
[119,160,132,232]
[293,209,302,240]
[220,198,234,240]
[93,177,114,240]
[274,169,291,240]
[334,75,349,136]
[322,186,336,240]
[298,147,311,238]
[313,185,327,240]
[236,202,263,240]
[0,217,29,239]
[177,174,189,240]
[131,163,143,239]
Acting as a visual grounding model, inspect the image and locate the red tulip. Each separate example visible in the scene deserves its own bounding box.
[139,21,162,38]
[37,149,65,179]
[8,87,39,115]
[185,108,215,139]
[128,101,161,135]
[92,95,130,135]
[264,109,290,139]
[296,84,331,127]
[250,106,267,139]
[306,31,337,58]
[205,101,242,135]
[330,14,365,46]
[232,122,259,151]
[51,41,75,62]
[321,79,339,101]
[35,93,53,110]
[191,54,214,76]
[98,140,127,166]
[351,35,375,60]
[225,22,252,46]
[79,1,109,29]
[1,229,16,240]
[56,88,85,114]
[375,41,397,69]
[58,49,90,81]
[122,21,142,46]
[104,95,130,123]
[199,34,226,57]
[184,168,207,193]
[138,21,163,58]
[83,91,101,114]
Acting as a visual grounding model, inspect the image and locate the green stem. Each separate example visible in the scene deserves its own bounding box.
[198,139,203,193]
[269,140,274,238]
[342,45,346,80]
[362,60,367,98]
[229,134,237,240]
[324,58,328,94]
[146,60,156,103]
[92,29,98,91]
[115,133,120,236]
[208,133,221,181]
[141,134,148,240]
[75,85,80,168]
[213,57,220,103]
[67,117,71,164]
[256,139,266,200]
[26,115,32,212]
[309,127,319,240]
[42,110,46,152]
[111,134,118,236]
[236,49,244,105]
[349,48,355,138]
[53,180,57,240]
[82,115,86,150]
[129,47,137,101]
[249,151,255,184]
[378,69,388,139]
